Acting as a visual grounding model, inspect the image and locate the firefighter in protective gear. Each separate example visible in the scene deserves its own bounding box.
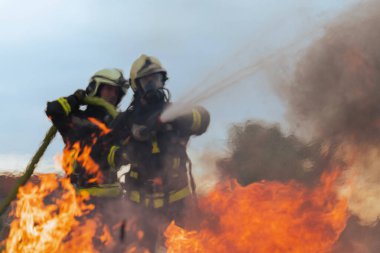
[97,55,210,251]
[46,68,129,193]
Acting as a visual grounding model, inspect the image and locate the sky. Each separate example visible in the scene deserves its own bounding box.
[0,0,360,173]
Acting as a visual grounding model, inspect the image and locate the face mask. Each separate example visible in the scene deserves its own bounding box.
[142,89,166,105]
[139,72,165,93]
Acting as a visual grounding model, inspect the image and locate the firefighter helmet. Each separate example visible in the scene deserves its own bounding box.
[129,55,167,92]
[86,68,129,104]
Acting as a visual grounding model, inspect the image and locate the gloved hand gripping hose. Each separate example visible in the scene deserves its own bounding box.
[0,96,118,217]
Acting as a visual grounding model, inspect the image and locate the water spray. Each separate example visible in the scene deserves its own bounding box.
[159,29,318,123]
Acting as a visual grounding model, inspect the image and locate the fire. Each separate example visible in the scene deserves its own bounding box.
[2,174,98,253]
[87,117,111,136]
[1,117,116,252]
[165,170,348,253]
[61,141,103,184]
[60,117,110,184]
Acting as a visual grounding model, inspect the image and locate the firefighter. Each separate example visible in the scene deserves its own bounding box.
[46,68,128,193]
[102,55,210,251]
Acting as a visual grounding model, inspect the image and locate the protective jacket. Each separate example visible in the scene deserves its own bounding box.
[103,98,210,209]
[46,94,118,189]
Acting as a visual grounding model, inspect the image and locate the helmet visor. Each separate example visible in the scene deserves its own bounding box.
[138,72,165,93]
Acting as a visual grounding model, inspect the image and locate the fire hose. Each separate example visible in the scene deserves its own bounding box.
[0,96,118,217]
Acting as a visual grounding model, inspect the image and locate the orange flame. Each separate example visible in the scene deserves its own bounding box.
[2,174,99,253]
[99,224,114,247]
[1,119,116,252]
[60,117,110,184]
[61,141,103,184]
[87,117,111,136]
[165,170,348,253]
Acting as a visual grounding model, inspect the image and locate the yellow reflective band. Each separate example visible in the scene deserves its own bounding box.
[172,157,180,169]
[153,192,165,198]
[151,136,160,154]
[107,145,119,168]
[57,97,71,116]
[153,199,164,208]
[130,190,141,203]
[169,186,191,203]
[130,171,138,179]
[127,186,191,208]
[191,109,202,131]
[79,184,122,197]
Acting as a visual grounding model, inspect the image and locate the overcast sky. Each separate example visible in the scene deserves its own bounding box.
[0,0,360,173]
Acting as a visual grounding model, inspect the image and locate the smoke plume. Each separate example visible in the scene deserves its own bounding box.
[279,1,380,144]
[218,121,326,186]
[277,0,380,227]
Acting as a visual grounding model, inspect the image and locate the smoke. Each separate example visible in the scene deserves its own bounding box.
[217,121,326,186]
[190,148,224,195]
[279,1,380,143]
[275,0,380,228]
[333,217,380,253]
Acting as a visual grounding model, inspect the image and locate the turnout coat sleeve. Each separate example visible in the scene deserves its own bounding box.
[173,105,210,136]
[45,94,81,139]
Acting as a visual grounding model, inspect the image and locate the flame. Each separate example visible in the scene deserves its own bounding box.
[2,174,98,253]
[1,118,117,252]
[61,141,103,184]
[165,170,348,253]
[87,117,111,136]
[99,224,114,247]
[60,117,110,184]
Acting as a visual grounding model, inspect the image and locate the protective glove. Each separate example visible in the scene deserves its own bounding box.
[73,89,86,103]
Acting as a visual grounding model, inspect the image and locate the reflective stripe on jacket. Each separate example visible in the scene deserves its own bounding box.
[127,186,191,208]
[78,183,122,198]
